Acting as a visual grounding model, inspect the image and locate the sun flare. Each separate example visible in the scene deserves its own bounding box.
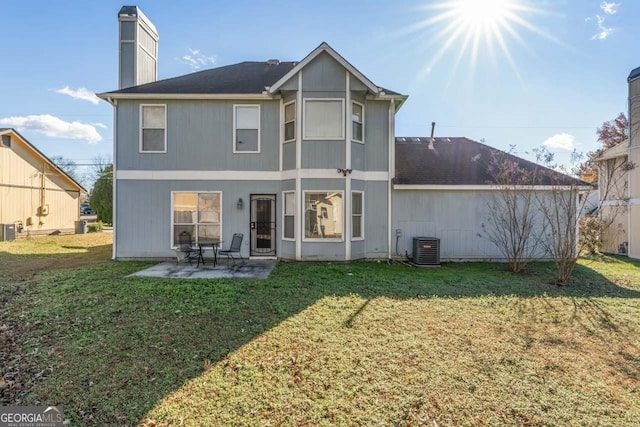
[405,0,560,81]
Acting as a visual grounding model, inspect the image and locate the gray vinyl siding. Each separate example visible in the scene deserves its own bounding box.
[116,99,280,171]
[301,141,345,169]
[364,181,388,258]
[115,179,282,259]
[391,190,549,261]
[301,52,346,93]
[352,142,364,170]
[364,101,389,171]
[283,142,296,170]
[119,42,135,89]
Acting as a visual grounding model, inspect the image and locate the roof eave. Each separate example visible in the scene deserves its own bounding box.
[96,92,276,101]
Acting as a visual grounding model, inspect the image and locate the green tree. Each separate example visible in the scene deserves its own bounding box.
[89,164,113,223]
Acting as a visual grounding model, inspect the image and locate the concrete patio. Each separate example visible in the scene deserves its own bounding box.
[129,260,277,279]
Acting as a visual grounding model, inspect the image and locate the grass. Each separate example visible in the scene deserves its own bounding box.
[1,235,639,425]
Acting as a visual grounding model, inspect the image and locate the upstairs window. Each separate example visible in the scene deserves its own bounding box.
[284,101,296,142]
[303,99,344,140]
[352,102,364,143]
[140,104,166,153]
[234,105,260,153]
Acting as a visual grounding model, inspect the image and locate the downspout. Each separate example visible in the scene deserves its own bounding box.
[387,99,396,259]
[112,98,118,260]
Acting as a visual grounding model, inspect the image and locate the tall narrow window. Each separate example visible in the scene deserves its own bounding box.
[352,102,364,143]
[234,105,260,153]
[283,191,295,240]
[140,105,166,152]
[352,192,363,239]
[172,192,221,247]
[284,101,296,142]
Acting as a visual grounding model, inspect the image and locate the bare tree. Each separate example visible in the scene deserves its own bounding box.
[534,148,591,285]
[481,147,546,273]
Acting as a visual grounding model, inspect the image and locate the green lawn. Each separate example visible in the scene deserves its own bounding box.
[1,234,639,426]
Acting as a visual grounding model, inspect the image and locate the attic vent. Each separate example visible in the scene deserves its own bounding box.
[1,135,10,148]
[412,237,440,266]
[267,59,280,66]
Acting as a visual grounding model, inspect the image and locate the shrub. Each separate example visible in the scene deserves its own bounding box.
[579,216,603,254]
[87,221,104,233]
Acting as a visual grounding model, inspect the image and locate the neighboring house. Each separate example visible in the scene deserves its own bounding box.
[98,6,583,261]
[595,140,629,254]
[0,128,86,237]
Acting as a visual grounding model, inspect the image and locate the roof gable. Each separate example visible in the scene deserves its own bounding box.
[0,128,86,193]
[268,42,380,95]
[394,137,585,187]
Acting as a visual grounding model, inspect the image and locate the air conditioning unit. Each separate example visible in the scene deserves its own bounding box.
[0,224,16,242]
[412,237,440,266]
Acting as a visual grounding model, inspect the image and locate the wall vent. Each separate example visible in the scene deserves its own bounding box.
[1,134,11,148]
[412,237,440,266]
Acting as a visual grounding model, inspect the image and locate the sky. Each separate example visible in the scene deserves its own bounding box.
[2,0,639,186]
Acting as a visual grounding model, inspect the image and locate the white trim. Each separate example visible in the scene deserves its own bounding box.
[345,73,352,260]
[629,199,640,205]
[232,104,261,154]
[97,93,275,101]
[393,184,592,191]
[115,169,389,181]
[302,190,345,242]
[268,42,380,95]
[170,191,222,249]
[351,191,364,241]
[387,99,395,260]
[282,191,296,241]
[303,98,345,140]
[601,199,629,206]
[112,99,118,260]
[351,100,365,144]
[283,100,296,143]
[295,72,303,260]
[279,99,284,171]
[139,104,167,153]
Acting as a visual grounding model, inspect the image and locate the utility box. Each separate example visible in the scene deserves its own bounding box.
[0,224,16,241]
[75,220,88,234]
[412,237,440,266]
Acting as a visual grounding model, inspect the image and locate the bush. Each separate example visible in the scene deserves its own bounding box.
[87,221,103,233]
[579,216,603,254]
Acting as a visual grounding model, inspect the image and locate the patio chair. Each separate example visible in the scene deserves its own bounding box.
[218,233,244,265]
[176,231,198,265]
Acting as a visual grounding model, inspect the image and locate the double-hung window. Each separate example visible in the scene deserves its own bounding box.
[283,191,295,240]
[352,192,364,239]
[172,192,221,247]
[140,104,166,153]
[234,105,260,153]
[303,99,344,140]
[352,102,364,143]
[284,101,296,142]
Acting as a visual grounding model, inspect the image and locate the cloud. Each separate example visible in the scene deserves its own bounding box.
[0,114,103,143]
[600,2,620,15]
[591,15,614,40]
[180,48,216,71]
[543,133,575,151]
[55,86,101,104]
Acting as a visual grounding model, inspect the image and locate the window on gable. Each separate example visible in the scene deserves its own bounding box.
[352,191,363,239]
[234,105,260,153]
[304,99,344,140]
[141,105,166,152]
[172,192,221,247]
[284,101,296,142]
[283,191,295,240]
[352,102,364,143]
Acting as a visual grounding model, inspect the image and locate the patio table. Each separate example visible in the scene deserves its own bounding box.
[197,240,223,267]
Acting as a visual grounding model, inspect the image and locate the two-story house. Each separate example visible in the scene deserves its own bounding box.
[99,6,583,262]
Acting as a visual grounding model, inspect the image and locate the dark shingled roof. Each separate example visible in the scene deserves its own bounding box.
[394,137,585,186]
[629,66,640,82]
[108,61,298,94]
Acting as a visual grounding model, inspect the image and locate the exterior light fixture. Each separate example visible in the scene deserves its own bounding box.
[237,198,244,210]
